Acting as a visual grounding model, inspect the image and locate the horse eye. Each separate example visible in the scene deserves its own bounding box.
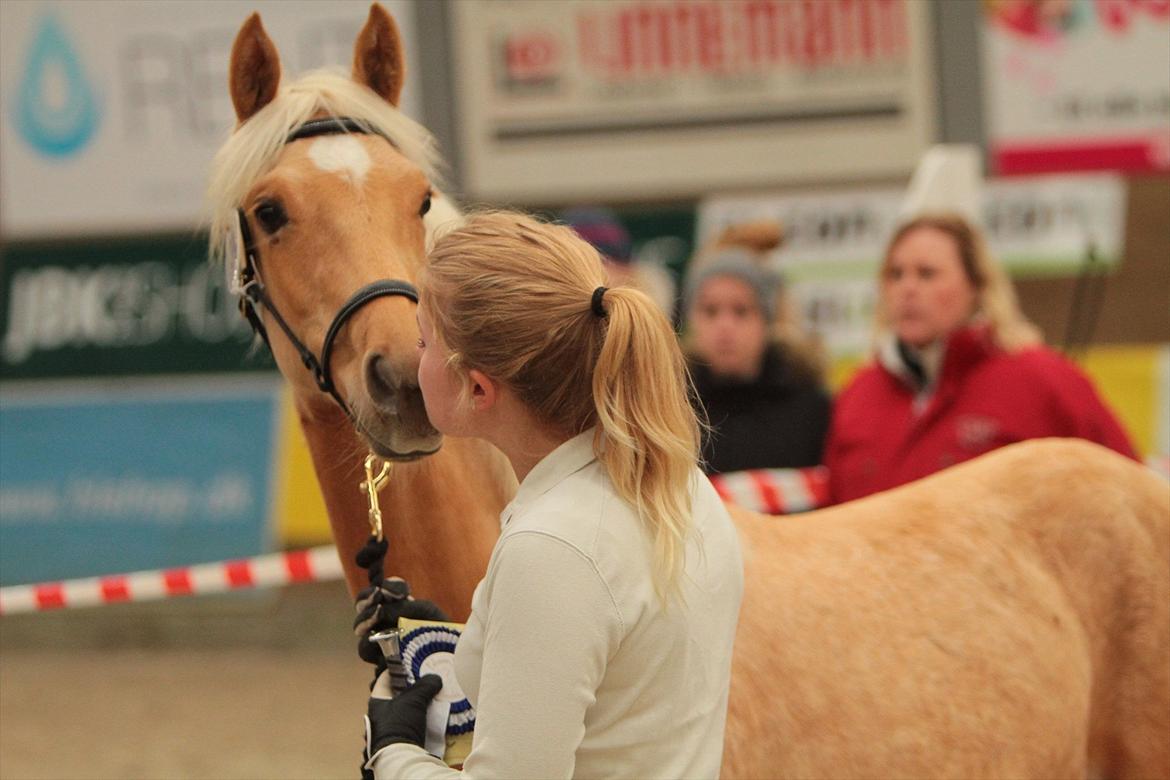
[419,193,432,218]
[254,200,288,234]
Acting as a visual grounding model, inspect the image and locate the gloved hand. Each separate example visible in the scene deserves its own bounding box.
[363,671,444,767]
[353,577,450,666]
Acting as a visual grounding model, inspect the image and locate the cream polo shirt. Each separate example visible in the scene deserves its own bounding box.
[370,430,744,779]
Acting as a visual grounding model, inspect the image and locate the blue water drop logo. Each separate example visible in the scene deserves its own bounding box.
[12,13,101,158]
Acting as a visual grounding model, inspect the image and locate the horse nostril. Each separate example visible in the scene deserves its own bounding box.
[364,354,401,412]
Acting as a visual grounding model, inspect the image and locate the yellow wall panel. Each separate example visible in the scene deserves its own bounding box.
[827,354,865,394]
[271,388,333,546]
[1077,345,1167,458]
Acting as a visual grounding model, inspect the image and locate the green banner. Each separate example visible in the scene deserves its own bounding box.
[622,206,697,285]
[1,235,274,380]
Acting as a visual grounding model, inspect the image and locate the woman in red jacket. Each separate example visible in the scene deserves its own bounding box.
[825,214,1137,504]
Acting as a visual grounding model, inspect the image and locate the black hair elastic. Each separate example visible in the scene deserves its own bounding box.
[591,286,609,318]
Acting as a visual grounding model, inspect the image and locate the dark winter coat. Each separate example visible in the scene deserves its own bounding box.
[690,346,831,475]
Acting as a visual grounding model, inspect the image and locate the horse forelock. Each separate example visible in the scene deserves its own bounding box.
[206,68,443,268]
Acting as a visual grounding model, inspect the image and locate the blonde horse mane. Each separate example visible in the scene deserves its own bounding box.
[206,68,442,268]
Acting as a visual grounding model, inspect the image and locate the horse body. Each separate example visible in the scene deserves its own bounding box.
[725,438,1169,778]
[211,5,1169,776]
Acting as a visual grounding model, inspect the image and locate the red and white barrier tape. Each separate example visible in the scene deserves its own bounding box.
[710,458,1167,514]
[0,545,344,616]
[709,466,830,515]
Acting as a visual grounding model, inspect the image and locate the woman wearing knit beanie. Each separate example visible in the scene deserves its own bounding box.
[684,248,831,476]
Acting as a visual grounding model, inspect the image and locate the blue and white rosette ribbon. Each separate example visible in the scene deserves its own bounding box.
[399,625,475,757]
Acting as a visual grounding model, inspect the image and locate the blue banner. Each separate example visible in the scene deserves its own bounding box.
[0,383,277,585]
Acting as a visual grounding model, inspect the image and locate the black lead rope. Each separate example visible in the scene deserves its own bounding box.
[356,535,389,587]
[354,460,398,678]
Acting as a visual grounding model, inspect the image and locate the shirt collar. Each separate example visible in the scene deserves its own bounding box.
[878,333,945,391]
[876,322,996,413]
[499,429,599,528]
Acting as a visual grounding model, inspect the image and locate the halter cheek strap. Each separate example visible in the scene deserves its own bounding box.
[233,116,420,419]
[318,279,419,394]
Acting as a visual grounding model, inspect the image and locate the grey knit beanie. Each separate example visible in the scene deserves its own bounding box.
[684,249,782,322]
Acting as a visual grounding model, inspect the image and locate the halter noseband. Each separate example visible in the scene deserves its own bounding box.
[234,116,419,418]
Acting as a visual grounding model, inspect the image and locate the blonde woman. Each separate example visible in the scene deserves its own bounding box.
[361,211,744,779]
[825,213,1137,504]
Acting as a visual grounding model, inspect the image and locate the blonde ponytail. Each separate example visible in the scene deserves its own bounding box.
[593,287,701,598]
[423,210,701,598]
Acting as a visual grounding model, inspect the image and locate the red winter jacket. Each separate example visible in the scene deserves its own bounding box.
[825,325,1138,504]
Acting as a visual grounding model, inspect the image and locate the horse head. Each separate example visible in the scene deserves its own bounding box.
[209,4,459,461]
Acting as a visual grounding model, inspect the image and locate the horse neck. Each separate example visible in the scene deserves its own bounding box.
[296,401,511,620]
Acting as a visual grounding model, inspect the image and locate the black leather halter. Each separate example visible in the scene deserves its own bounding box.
[234,116,419,418]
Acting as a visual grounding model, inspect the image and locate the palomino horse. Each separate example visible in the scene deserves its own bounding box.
[208,7,512,611]
[210,5,1170,778]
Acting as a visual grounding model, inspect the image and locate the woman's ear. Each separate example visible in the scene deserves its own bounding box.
[467,369,498,412]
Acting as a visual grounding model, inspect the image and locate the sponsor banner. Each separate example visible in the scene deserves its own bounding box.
[0,0,421,238]
[697,172,1126,356]
[986,173,1126,272]
[452,0,936,201]
[982,0,1170,174]
[699,186,906,271]
[0,379,280,585]
[1,235,272,380]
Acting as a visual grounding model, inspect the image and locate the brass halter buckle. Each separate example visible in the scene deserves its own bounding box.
[361,454,393,541]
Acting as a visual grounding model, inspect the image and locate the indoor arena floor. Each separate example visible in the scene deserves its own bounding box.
[0,581,371,780]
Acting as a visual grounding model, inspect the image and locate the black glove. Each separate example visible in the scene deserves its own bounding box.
[363,672,444,764]
[353,577,450,666]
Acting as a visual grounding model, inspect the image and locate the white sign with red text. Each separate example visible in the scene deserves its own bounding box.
[452,0,936,202]
[982,0,1170,174]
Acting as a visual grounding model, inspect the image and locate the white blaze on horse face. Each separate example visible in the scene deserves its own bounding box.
[308,135,372,188]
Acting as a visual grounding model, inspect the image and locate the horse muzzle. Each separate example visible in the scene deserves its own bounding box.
[357,353,443,460]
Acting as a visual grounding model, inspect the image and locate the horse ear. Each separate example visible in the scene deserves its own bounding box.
[353,3,405,106]
[229,13,282,123]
